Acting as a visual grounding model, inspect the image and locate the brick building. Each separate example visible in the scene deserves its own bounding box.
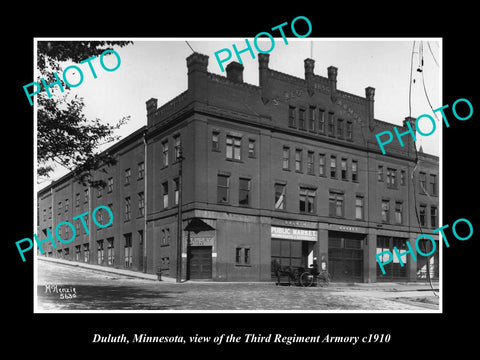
[37,51,440,283]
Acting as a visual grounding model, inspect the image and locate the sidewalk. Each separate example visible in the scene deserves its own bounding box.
[37,256,439,292]
[37,256,177,283]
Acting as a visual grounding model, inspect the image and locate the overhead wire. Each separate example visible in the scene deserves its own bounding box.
[409,40,438,296]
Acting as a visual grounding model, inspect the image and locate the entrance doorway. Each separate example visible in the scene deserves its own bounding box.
[328,231,364,282]
[187,246,212,280]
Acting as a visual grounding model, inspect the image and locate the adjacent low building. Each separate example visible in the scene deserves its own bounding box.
[37,51,440,283]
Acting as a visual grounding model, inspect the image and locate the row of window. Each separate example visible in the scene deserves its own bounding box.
[211,132,257,161]
[161,134,182,167]
[377,165,406,188]
[377,166,438,195]
[283,148,359,182]
[52,231,144,269]
[216,175,419,223]
[288,106,353,141]
[418,171,438,196]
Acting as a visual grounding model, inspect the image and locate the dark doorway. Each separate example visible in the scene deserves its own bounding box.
[328,231,364,282]
[187,246,212,280]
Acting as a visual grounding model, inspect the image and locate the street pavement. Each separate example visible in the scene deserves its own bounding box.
[35,258,440,312]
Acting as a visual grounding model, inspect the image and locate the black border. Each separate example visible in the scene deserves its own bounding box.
[7,6,478,355]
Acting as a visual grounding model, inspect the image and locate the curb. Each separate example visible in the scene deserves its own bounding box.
[37,256,177,283]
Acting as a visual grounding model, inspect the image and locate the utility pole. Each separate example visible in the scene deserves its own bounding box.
[176,145,184,283]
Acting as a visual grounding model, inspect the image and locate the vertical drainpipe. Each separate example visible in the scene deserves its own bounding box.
[143,130,148,273]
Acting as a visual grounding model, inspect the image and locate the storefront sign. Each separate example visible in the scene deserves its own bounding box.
[271,226,317,241]
[189,235,215,246]
[329,224,366,233]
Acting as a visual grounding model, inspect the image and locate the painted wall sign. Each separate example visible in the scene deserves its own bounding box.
[188,233,215,246]
[271,226,317,241]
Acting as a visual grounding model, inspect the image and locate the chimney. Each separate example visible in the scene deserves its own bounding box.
[304,58,315,96]
[146,98,158,125]
[226,61,244,83]
[258,53,272,104]
[186,52,209,102]
[365,87,375,130]
[327,66,337,94]
[258,53,269,88]
[403,116,417,135]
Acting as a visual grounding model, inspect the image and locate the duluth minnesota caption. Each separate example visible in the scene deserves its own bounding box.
[92,333,386,345]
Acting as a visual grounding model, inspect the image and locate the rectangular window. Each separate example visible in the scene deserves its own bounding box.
[387,168,397,188]
[138,162,145,180]
[97,240,104,265]
[282,147,290,170]
[235,247,251,266]
[226,135,241,160]
[248,139,256,158]
[64,199,69,213]
[274,183,286,210]
[124,233,132,268]
[378,165,384,182]
[239,178,250,206]
[107,177,113,193]
[42,208,46,222]
[217,174,230,204]
[330,155,337,178]
[162,182,169,208]
[288,106,296,128]
[107,238,114,265]
[400,170,406,186]
[299,187,316,214]
[174,178,179,206]
[295,149,302,172]
[381,200,390,223]
[430,174,437,196]
[84,188,89,203]
[124,168,131,185]
[327,113,335,136]
[298,108,306,130]
[212,131,220,151]
[138,192,145,216]
[419,172,427,193]
[174,134,181,161]
[58,201,62,215]
[419,205,427,226]
[329,191,344,217]
[308,106,316,132]
[318,110,325,134]
[83,243,90,263]
[138,230,144,246]
[49,206,52,219]
[337,119,344,138]
[341,158,347,180]
[75,245,81,261]
[395,201,403,224]
[318,154,326,177]
[162,140,169,167]
[124,197,131,221]
[352,160,358,182]
[75,193,80,207]
[346,121,353,140]
[431,206,438,228]
[307,151,314,175]
[355,196,364,220]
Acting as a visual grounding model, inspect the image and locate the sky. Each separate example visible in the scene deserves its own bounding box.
[36,38,441,189]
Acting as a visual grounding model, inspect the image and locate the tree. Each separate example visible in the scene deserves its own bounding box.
[37,41,133,188]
